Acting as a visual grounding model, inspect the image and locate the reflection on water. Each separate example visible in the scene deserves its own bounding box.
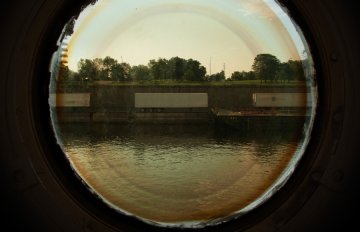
[56,123,303,225]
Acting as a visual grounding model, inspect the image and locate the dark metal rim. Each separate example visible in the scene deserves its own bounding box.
[5,0,356,231]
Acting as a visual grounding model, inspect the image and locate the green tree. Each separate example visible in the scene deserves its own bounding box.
[276,62,292,83]
[288,60,305,81]
[207,71,225,82]
[252,54,281,83]
[230,71,243,81]
[119,62,131,80]
[130,65,151,81]
[183,59,206,81]
[148,58,169,80]
[168,57,186,81]
[244,71,255,80]
[77,57,131,82]
[102,56,117,80]
[111,63,125,81]
[229,71,255,81]
[78,59,98,81]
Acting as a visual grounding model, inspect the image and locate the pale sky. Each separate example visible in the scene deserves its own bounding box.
[65,0,308,78]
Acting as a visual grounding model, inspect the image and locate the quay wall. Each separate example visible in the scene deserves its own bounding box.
[53,85,308,123]
[91,85,307,109]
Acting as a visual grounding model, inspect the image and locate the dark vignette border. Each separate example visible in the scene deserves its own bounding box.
[0,0,359,231]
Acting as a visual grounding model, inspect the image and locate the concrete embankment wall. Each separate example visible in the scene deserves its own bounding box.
[88,85,307,109]
[53,85,308,123]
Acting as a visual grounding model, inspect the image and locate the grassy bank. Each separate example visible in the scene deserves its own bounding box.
[56,80,307,88]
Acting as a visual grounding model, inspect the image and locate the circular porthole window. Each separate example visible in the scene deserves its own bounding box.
[49,0,317,229]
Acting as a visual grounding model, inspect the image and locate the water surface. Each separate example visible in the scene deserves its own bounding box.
[56,123,302,225]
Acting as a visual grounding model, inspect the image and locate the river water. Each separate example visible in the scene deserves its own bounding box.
[55,122,304,226]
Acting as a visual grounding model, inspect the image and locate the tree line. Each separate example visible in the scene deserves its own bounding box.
[57,54,306,84]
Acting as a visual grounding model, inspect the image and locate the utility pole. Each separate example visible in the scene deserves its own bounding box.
[209,57,212,75]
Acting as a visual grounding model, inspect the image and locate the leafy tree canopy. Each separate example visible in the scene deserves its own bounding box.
[57,54,306,85]
[252,53,281,83]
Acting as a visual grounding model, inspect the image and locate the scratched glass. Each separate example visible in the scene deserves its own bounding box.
[49,0,317,228]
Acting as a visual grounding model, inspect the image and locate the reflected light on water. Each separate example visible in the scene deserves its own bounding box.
[58,124,300,224]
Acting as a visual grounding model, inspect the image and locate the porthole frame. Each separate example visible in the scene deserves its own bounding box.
[1,0,359,231]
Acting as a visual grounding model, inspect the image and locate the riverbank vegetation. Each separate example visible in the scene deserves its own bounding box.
[53,53,307,88]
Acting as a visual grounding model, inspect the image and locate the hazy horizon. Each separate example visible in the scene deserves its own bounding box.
[64,0,308,78]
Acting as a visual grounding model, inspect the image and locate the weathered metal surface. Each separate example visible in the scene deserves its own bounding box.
[252,93,311,107]
[49,93,91,107]
[135,93,208,108]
